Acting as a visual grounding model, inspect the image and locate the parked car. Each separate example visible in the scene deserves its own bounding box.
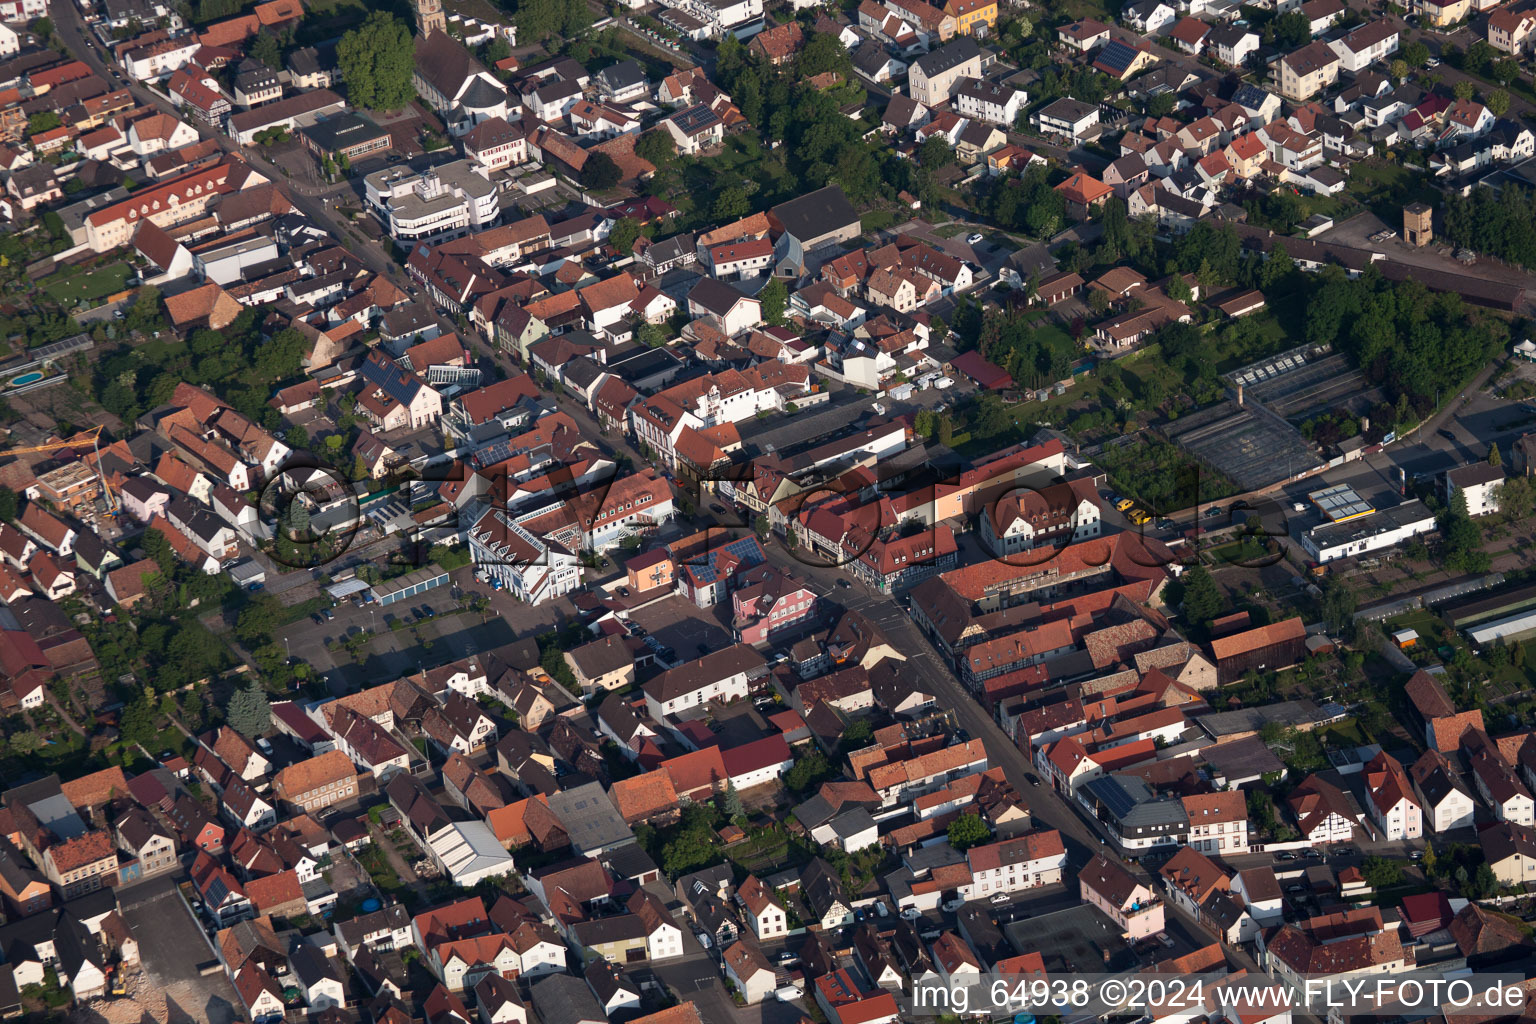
[1274,850,1296,861]
[900,908,923,921]
[1157,933,1175,948]
[776,950,799,964]
[966,233,985,245]
[989,894,1010,905]
[1115,498,1136,512]
[1286,884,1308,894]
[1304,848,1322,859]
[940,898,966,912]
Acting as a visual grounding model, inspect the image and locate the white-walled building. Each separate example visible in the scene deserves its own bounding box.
[364,162,500,244]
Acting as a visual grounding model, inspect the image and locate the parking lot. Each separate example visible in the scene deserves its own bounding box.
[118,875,242,1024]
[276,567,564,692]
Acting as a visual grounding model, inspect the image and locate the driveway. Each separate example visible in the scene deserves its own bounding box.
[649,953,806,1024]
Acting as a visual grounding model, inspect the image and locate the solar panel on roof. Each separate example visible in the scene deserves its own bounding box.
[362,352,421,406]
[1085,776,1141,820]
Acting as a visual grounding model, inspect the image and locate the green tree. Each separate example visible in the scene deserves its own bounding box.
[480,36,512,65]
[583,151,622,190]
[1486,89,1512,117]
[336,12,415,111]
[840,718,873,752]
[635,129,674,168]
[1490,442,1502,467]
[235,596,284,646]
[1269,10,1309,48]
[947,812,992,851]
[635,320,666,347]
[1389,58,1408,81]
[1442,488,1490,574]
[286,425,309,449]
[1491,58,1521,86]
[1166,274,1193,304]
[1180,565,1223,626]
[1261,240,1295,289]
[1361,856,1402,888]
[919,135,954,169]
[226,680,272,738]
[1320,576,1356,633]
[719,780,745,819]
[785,751,832,793]
[141,527,175,575]
[609,216,642,254]
[119,691,158,746]
[0,486,16,523]
[712,184,751,221]
[759,277,788,326]
[1499,476,1533,522]
[248,29,282,69]
[27,110,60,136]
[8,731,40,756]
[1146,92,1177,117]
[515,0,561,39]
[1403,40,1430,67]
[1454,79,1476,102]
[562,0,591,38]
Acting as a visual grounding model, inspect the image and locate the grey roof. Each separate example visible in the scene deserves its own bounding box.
[287,46,327,76]
[546,780,633,853]
[1231,83,1277,110]
[912,36,981,78]
[1037,96,1098,122]
[770,184,859,244]
[688,277,753,317]
[829,807,877,840]
[461,76,506,110]
[299,111,389,154]
[597,59,646,92]
[853,39,898,76]
[531,972,607,1024]
[792,793,838,830]
[584,959,640,1004]
[599,841,659,882]
[289,944,339,989]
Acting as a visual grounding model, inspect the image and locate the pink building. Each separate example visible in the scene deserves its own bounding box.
[732,565,820,646]
[1080,853,1164,940]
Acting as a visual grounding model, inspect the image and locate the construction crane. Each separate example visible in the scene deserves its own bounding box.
[1,425,120,516]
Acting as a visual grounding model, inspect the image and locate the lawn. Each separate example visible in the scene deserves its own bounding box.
[1345,158,1439,224]
[42,263,132,306]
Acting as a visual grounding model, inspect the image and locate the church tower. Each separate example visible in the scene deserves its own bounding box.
[414,0,445,37]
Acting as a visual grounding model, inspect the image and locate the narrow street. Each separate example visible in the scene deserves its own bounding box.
[54,5,415,293]
[738,519,1127,872]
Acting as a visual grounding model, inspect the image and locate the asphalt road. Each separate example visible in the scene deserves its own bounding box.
[734,520,1129,875]
[54,6,433,307]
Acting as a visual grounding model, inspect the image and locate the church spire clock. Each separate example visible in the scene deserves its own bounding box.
[413,0,445,37]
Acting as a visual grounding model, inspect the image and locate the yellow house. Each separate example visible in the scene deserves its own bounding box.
[945,0,997,35]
